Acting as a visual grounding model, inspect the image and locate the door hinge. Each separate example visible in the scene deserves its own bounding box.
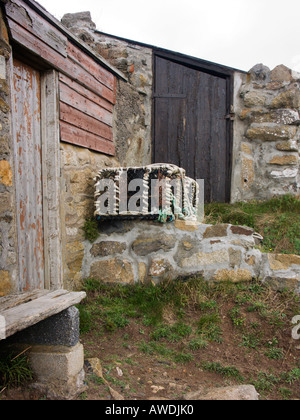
[225,105,235,121]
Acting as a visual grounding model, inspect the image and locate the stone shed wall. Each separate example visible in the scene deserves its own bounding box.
[61,12,153,168]
[0,8,17,296]
[62,13,299,203]
[60,143,119,290]
[232,64,300,202]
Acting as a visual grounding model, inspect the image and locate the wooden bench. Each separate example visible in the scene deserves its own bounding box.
[0,289,86,340]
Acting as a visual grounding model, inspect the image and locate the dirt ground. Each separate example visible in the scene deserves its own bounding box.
[77,302,299,401]
[1,282,299,401]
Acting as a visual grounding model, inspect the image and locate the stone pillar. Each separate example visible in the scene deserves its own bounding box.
[11,307,86,399]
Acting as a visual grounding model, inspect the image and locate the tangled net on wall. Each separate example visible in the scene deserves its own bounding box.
[94,163,200,223]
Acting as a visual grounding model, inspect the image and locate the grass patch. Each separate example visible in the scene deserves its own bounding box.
[0,349,33,390]
[78,276,300,400]
[204,195,300,254]
[202,362,244,381]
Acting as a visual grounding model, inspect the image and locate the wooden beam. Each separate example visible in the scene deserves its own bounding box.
[0,289,86,339]
[7,18,116,102]
[60,121,115,156]
[41,70,63,290]
[6,0,68,58]
[59,82,113,128]
[7,0,127,80]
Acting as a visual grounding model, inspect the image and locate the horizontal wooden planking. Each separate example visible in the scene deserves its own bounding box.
[7,18,116,103]
[5,0,68,57]
[59,73,113,113]
[60,102,113,141]
[59,82,113,128]
[0,289,86,339]
[67,43,115,93]
[60,121,115,155]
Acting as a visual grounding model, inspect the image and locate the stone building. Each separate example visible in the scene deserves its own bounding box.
[62,11,299,204]
[0,0,299,398]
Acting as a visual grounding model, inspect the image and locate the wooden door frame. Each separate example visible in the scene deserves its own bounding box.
[40,70,63,290]
[152,49,234,203]
[10,53,63,291]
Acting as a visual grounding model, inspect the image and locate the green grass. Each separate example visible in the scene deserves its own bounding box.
[0,350,33,390]
[204,195,300,255]
[202,362,244,381]
[78,276,300,400]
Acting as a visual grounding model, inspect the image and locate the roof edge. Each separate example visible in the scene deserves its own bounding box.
[94,29,248,75]
[22,0,127,81]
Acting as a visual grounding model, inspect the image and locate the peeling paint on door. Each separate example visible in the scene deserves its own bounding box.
[13,58,44,291]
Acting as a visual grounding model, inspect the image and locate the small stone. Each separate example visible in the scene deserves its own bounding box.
[276,140,298,152]
[203,224,228,238]
[229,248,242,267]
[230,226,254,236]
[180,250,229,268]
[268,254,300,270]
[246,125,296,142]
[151,385,165,394]
[243,91,266,107]
[249,63,271,82]
[268,155,298,166]
[132,233,176,256]
[184,385,259,400]
[90,258,134,284]
[0,160,12,186]
[271,65,292,82]
[174,220,200,232]
[245,255,256,266]
[271,90,300,109]
[138,262,147,283]
[242,157,254,189]
[270,168,298,178]
[0,270,11,296]
[90,241,126,257]
[241,142,252,155]
[213,269,253,283]
[149,258,173,280]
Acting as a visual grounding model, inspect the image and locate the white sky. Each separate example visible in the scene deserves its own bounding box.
[37,0,300,72]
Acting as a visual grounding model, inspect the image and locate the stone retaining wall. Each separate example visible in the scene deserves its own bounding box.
[232,64,300,202]
[82,220,300,293]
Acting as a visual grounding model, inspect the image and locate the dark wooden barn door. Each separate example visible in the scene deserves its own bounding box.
[153,55,232,203]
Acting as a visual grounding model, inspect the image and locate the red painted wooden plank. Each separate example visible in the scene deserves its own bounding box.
[8,18,115,103]
[59,82,113,127]
[60,102,113,141]
[5,0,67,57]
[60,121,115,155]
[59,73,113,113]
[67,42,115,93]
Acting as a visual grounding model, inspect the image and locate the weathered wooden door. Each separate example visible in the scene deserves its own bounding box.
[153,54,232,203]
[12,58,44,292]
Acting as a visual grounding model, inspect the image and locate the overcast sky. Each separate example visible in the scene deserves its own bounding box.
[37,0,300,73]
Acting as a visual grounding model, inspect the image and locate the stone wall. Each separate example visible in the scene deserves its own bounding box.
[81,220,299,293]
[0,8,17,296]
[60,143,119,290]
[61,13,300,203]
[61,12,153,168]
[232,64,300,202]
